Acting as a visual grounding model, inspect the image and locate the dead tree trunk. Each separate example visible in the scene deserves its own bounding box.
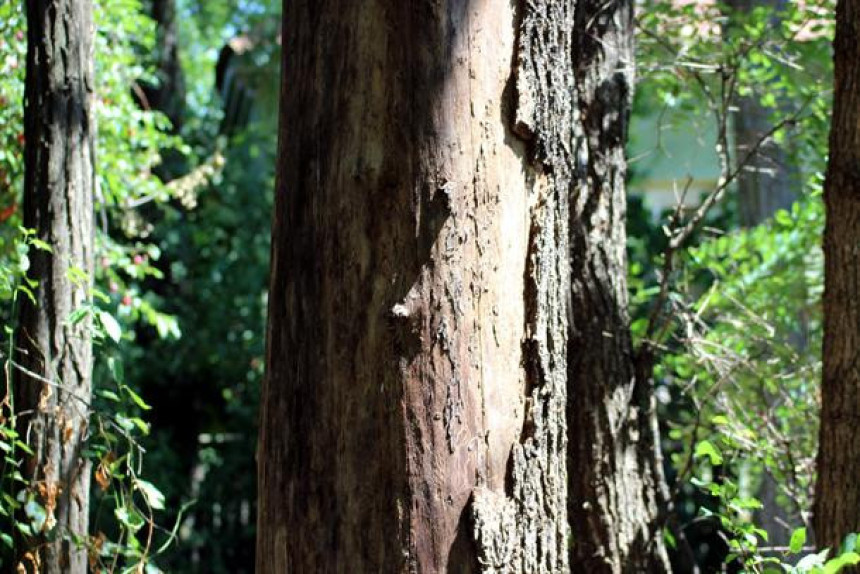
[15,0,96,572]
[814,0,860,553]
[256,1,668,572]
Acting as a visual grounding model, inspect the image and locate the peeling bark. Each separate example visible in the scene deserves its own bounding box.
[16,0,96,572]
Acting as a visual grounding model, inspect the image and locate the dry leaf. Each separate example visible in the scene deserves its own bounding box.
[18,551,40,573]
[62,421,74,444]
[94,452,115,492]
[88,531,107,570]
[36,481,61,533]
[37,383,51,411]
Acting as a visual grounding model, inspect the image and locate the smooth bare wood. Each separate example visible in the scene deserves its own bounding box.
[16,0,96,571]
[814,0,860,553]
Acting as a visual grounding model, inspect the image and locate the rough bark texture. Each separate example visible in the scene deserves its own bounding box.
[566,1,670,571]
[257,0,666,572]
[258,2,525,570]
[814,0,860,553]
[16,0,96,572]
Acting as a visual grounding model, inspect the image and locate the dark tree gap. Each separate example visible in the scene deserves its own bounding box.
[15,0,96,571]
[257,0,668,572]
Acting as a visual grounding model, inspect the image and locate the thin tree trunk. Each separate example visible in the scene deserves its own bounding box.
[814,0,860,553]
[257,1,667,572]
[15,0,95,572]
[143,0,185,131]
[732,94,799,227]
[567,0,671,570]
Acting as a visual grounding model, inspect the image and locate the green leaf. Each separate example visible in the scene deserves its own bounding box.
[135,478,165,510]
[694,440,723,465]
[824,552,860,574]
[130,417,150,435]
[797,548,830,570]
[91,287,110,303]
[66,265,89,285]
[97,389,121,402]
[107,356,125,384]
[17,284,35,304]
[28,238,52,252]
[114,505,146,533]
[664,527,677,549]
[122,385,151,410]
[790,527,807,554]
[68,307,91,325]
[99,310,122,343]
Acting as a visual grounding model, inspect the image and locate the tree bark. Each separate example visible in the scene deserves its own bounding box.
[256,1,667,572]
[15,0,96,572]
[567,1,671,570]
[814,0,860,553]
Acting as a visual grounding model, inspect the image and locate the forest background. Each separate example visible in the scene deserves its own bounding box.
[0,0,845,572]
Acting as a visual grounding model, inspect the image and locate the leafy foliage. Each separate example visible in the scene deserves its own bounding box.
[0,0,198,570]
[632,0,836,570]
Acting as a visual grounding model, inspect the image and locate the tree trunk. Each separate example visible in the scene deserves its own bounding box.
[567,1,670,571]
[732,93,799,227]
[15,0,95,572]
[142,0,185,131]
[256,1,668,572]
[814,0,860,553]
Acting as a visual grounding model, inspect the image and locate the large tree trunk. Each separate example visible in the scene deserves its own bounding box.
[814,0,860,553]
[256,1,668,572]
[15,0,96,572]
